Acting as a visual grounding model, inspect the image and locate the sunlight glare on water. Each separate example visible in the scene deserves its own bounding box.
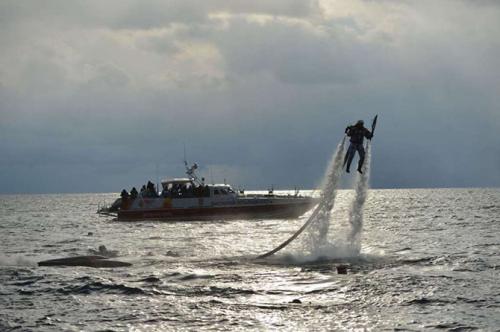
[1,189,499,330]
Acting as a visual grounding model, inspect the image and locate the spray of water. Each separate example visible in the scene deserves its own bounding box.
[300,140,372,261]
[347,141,371,253]
[256,136,346,259]
[257,136,373,261]
[304,136,346,253]
[0,255,37,267]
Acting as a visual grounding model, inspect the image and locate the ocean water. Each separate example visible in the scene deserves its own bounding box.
[1,189,499,331]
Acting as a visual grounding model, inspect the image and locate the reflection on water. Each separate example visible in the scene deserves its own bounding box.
[1,189,499,330]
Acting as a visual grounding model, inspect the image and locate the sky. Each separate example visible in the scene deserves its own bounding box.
[1,0,499,194]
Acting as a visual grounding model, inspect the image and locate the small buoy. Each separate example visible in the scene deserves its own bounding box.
[166,250,180,257]
[87,232,93,236]
[336,265,347,274]
[291,299,302,304]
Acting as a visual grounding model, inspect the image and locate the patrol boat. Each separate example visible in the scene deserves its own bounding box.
[98,163,317,221]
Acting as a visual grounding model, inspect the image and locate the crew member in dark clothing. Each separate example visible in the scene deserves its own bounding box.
[146,181,158,197]
[120,189,129,199]
[130,187,138,199]
[120,189,130,209]
[344,120,373,173]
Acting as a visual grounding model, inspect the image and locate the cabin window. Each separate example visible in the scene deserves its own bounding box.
[214,189,220,195]
[221,189,228,195]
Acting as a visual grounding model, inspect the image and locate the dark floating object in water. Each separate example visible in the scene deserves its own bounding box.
[88,245,119,258]
[290,299,302,304]
[139,276,161,283]
[336,265,348,274]
[166,250,180,257]
[38,255,131,268]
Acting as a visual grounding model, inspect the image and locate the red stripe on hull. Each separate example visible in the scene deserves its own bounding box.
[117,202,315,221]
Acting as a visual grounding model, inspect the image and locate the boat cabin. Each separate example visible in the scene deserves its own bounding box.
[161,178,193,191]
[160,178,237,201]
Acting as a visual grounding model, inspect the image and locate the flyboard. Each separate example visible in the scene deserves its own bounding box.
[256,115,378,259]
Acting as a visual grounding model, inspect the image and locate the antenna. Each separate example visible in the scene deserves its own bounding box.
[183,143,187,167]
[182,143,202,185]
[155,162,159,193]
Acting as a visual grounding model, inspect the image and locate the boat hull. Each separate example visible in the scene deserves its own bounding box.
[116,201,315,221]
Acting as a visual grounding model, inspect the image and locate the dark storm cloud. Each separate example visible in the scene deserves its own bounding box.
[0,0,499,193]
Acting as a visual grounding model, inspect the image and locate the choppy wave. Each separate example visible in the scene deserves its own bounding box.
[1,190,499,330]
[57,281,151,295]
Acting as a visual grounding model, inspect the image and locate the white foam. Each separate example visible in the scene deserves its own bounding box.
[0,254,37,267]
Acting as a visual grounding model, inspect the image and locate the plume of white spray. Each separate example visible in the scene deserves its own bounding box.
[257,136,347,260]
[259,135,375,262]
[0,255,37,267]
[348,141,371,253]
[305,136,346,253]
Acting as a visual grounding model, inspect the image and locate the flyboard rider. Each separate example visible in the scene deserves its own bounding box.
[344,120,373,173]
